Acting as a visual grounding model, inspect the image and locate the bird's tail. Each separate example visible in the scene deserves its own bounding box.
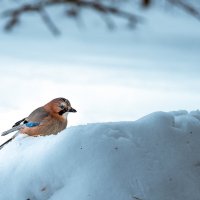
[0,122,40,150]
[0,131,20,150]
[0,124,24,150]
[1,124,24,136]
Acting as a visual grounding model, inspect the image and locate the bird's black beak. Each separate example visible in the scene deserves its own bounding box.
[68,107,77,113]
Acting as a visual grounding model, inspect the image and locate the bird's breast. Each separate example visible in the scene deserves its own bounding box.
[62,112,69,120]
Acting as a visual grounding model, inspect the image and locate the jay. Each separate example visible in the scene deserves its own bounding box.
[1,97,77,137]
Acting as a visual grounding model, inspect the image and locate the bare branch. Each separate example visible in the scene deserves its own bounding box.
[3,3,42,31]
[4,16,19,31]
[1,0,200,34]
[100,13,116,30]
[39,8,60,35]
[2,0,141,34]
[168,0,200,20]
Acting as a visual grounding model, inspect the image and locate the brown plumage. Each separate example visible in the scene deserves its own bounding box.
[2,97,77,137]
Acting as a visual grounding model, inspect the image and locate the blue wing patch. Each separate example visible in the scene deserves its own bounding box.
[25,122,40,127]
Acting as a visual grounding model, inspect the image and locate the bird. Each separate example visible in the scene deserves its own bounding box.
[1,97,77,138]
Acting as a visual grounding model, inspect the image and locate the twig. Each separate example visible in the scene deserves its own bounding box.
[2,0,140,34]
[100,13,116,30]
[39,8,60,35]
[2,0,199,34]
[168,0,200,20]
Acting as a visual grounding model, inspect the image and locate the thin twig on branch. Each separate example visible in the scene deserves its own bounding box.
[1,0,200,35]
[39,8,60,35]
[2,0,140,35]
[168,0,200,20]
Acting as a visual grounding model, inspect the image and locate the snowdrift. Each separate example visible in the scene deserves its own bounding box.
[1,111,200,200]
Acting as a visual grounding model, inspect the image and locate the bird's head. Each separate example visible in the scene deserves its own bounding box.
[45,97,77,119]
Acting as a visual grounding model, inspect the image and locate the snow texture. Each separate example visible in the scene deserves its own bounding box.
[0,110,200,200]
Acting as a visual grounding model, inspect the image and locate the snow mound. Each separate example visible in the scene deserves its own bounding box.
[1,111,200,200]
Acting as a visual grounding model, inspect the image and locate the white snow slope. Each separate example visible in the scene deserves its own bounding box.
[1,110,200,200]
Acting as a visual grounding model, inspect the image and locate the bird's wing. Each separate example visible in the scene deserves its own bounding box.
[1,122,41,136]
[1,118,28,136]
[26,107,49,123]
[12,107,48,127]
[12,118,27,127]
[1,107,49,137]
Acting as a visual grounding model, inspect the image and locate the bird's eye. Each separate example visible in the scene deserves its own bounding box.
[60,105,65,110]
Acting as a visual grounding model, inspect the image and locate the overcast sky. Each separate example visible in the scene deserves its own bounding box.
[0,4,200,140]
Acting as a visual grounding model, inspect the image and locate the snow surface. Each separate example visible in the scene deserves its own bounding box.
[1,110,200,200]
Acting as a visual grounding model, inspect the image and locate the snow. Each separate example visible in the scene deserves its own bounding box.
[1,110,200,200]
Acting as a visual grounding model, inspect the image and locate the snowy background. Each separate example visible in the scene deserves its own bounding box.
[0,2,200,135]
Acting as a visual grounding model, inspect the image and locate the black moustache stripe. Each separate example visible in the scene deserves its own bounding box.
[58,108,67,115]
